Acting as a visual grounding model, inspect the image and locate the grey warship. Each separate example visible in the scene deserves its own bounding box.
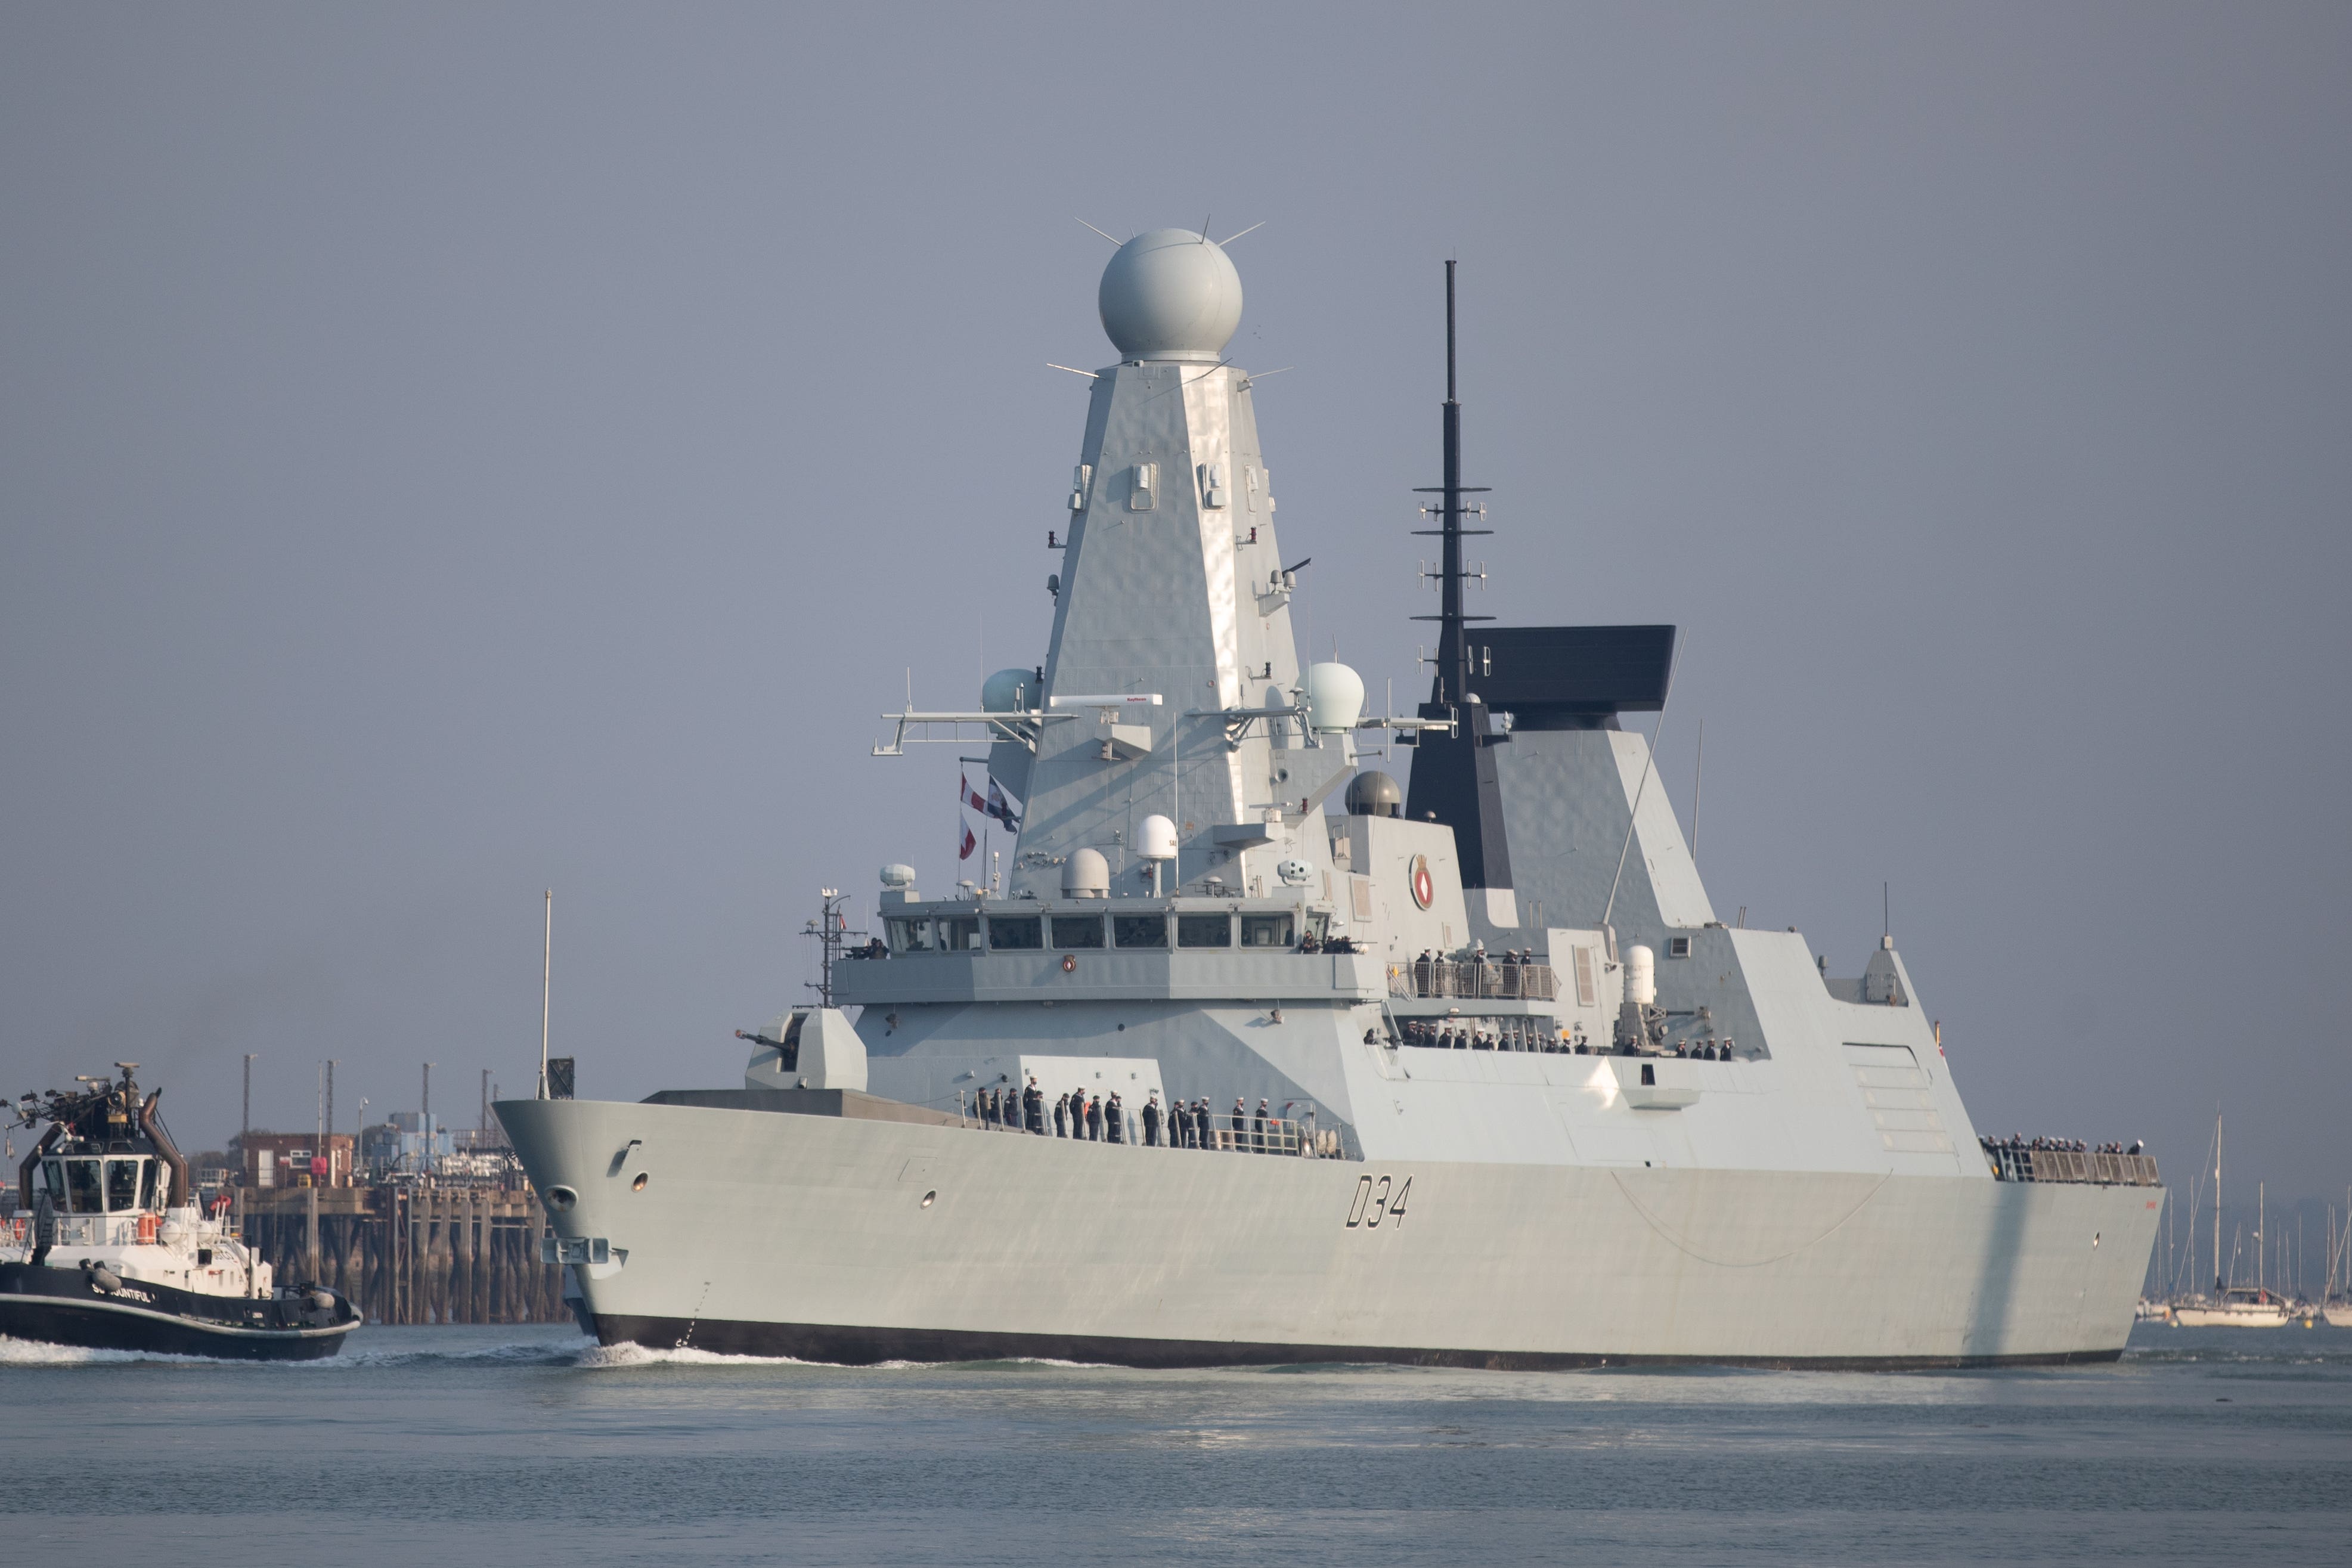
[498,228,2162,1368]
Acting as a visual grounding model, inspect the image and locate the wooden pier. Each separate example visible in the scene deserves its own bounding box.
[234,1185,569,1325]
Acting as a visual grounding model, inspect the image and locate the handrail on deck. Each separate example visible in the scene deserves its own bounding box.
[1389,959,1557,1002]
[1983,1145,2159,1186]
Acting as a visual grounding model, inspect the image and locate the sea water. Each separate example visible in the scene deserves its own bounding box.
[3,1322,2346,1566]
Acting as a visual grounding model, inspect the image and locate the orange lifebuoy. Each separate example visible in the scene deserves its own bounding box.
[137,1213,160,1244]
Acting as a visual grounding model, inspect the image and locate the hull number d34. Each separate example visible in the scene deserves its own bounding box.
[1346,1174,1411,1229]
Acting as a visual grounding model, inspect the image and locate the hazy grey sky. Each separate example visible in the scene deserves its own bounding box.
[4,4,2346,1216]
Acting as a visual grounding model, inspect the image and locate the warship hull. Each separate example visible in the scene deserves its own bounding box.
[501,1098,2159,1368]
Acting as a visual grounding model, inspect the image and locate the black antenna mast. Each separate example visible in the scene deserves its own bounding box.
[1411,259,1493,701]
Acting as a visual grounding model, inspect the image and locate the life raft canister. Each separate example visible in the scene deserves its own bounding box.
[137,1213,160,1243]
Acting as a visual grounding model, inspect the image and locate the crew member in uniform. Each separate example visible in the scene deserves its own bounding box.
[1142,1093,1161,1146]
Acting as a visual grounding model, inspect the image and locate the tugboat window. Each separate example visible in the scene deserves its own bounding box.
[63,1158,103,1214]
[138,1158,159,1209]
[1177,914,1232,948]
[1113,914,1167,949]
[1239,913,1294,948]
[986,915,1042,950]
[106,1158,140,1213]
[1050,915,1106,949]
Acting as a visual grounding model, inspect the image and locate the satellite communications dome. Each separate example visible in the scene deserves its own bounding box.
[981,668,1036,713]
[1344,771,1403,818]
[1062,847,1110,898]
[1099,228,1243,361]
[1303,662,1365,733]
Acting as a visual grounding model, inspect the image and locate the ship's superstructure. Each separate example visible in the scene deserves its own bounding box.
[498,228,2163,1368]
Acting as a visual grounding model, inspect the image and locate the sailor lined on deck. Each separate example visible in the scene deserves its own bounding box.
[1142,1093,1163,1146]
[1085,1095,1103,1141]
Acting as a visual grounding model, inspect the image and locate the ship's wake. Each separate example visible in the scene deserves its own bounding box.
[571,1341,1126,1371]
[0,1334,215,1368]
[0,1331,599,1370]
[574,1340,929,1371]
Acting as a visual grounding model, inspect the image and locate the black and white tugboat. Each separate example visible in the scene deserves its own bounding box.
[1,1065,360,1359]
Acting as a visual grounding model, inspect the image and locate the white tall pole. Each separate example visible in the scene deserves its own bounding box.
[538,890,553,1099]
[2208,1115,2219,1291]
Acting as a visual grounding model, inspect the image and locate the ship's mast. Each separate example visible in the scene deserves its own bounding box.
[803,889,862,1009]
[1417,260,1492,704]
[2204,1119,2216,1292]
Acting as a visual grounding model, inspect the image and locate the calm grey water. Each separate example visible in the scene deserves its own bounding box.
[4,1322,2347,1566]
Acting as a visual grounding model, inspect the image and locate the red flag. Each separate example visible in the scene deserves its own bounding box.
[958,821,977,860]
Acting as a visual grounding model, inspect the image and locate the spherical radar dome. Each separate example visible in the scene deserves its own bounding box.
[1099,228,1243,361]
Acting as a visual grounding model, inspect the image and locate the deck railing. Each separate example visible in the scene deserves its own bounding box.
[959,1102,1340,1157]
[1389,959,1557,1002]
[1983,1145,2160,1186]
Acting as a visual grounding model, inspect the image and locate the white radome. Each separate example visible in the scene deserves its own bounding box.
[1099,229,1243,361]
[1303,662,1365,733]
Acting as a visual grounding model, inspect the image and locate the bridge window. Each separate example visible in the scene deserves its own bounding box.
[139,1157,159,1209]
[937,916,982,952]
[1113,915,1167,949]
[63,1158,103,1214]
[1050,915,1105,949]
[986,915,1042,950]
[886,917,934,952]
[1177,914,1232,948]
[1239,913,1294,949]
[106,1158,141,1213]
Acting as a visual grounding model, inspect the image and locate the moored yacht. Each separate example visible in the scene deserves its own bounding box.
[2170,1287,2291,1328]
